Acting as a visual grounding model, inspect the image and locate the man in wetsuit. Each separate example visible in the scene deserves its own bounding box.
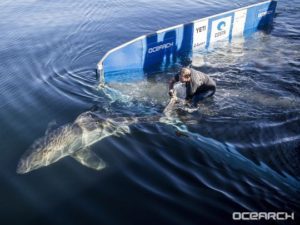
[169,67,216,106]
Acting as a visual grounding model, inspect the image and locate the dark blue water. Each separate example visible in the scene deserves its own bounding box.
[0,0,299,224]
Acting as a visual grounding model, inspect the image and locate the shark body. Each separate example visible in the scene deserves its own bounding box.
[16,89,184,174]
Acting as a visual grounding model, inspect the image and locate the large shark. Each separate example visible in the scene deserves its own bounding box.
[16,111,142,174]
[16,93,184,174]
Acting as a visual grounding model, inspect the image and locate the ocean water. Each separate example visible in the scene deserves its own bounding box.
[0,0,299,224]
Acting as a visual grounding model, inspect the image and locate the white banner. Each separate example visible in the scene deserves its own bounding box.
[232,9,247,36]
[193,19,208,50]
[210,16,232,43]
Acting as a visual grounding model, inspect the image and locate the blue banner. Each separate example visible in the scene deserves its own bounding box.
[98,0,277,83]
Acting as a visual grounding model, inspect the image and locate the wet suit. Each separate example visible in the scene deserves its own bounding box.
[173,69,216,106]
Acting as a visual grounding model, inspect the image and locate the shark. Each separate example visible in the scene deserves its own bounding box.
[16,92,187,174]
[16,111,141,174]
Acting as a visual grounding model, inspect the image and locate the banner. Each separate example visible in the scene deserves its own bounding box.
[97,0,277,83]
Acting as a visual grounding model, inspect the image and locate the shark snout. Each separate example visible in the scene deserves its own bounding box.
[16,159,29,174]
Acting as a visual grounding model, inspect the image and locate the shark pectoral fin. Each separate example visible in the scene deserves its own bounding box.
[115,125,130,137]
[71,148,106,171]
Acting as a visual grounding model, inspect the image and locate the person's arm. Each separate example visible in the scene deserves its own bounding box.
[169,77,176,90]
[168,74,179,97]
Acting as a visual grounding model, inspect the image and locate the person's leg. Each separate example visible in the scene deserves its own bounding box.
[192,88,215,107]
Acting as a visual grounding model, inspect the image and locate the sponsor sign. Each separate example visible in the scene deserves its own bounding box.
[232,9,247,36]
[148,42,174,54]
[258,9,273,18]
[193,19,208,50]
[210,16,232,43]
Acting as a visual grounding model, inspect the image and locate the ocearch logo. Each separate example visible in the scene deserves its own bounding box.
[232,212,295,221]
[148,42,174,54]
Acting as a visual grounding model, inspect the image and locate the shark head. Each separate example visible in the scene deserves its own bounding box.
[16,144,55,174]
[16,122,82,174]
[16,158,31,174]
[16,111,131,174]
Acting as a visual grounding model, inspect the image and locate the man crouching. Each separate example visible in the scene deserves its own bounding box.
[169,67,216,106]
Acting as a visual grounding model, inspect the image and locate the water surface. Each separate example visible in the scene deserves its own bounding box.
[0,0,299,224]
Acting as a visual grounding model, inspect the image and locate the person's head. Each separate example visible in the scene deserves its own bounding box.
[179,67,191,83]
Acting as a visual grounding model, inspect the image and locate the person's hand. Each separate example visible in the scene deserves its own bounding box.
[168,89,175,97]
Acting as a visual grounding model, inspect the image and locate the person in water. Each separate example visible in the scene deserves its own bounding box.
[169,67,216,106]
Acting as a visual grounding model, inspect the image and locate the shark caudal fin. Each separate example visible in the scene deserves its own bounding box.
[71,148,106,171]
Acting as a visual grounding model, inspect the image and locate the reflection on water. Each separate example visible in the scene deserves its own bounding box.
[0,0,300,225]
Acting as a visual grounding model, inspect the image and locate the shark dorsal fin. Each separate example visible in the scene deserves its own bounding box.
[71,148,106,171]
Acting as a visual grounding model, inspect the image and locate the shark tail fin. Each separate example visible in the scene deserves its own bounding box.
[71,148,106,171]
